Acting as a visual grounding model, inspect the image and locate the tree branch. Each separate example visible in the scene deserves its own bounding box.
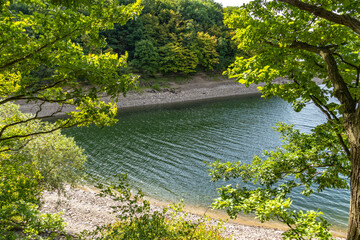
[0,118,76,142]
[333,53,360,71]
[0,101,66,140]
[292,79,351,157]
[313,60,325,69]
[0,138,32,153]
[310,98,351,157]
[289,40,322,53]
[0,79,67,106]
[285,41,356,114]
[319,49,356,115]
[278,0,360,35]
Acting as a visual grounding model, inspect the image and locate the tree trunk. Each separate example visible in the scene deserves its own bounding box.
[347,132,360,240]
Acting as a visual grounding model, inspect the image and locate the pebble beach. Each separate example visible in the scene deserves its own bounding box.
[26,74,344,239]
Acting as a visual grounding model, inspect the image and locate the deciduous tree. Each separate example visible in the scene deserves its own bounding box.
[0,102,86,238]
[0,0,141,237]
[0,0,142,144]
[159,42,198,74]
[132,39,159,75]
[193,32,219,71]
[209,0,360,239]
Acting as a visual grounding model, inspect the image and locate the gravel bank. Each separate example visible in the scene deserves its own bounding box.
[33,75,344,239]
[19,75,264,117]
[41,185,285,239]
[36,75,285,239]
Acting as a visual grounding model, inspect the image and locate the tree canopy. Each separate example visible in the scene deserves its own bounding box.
[0,0,141,237]
[0,0,142,137]
[209,0,360,239]
[102,0,239,75]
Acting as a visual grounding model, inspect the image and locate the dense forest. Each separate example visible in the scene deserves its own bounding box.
[97,0,240,75]
[9,0,241,80]
[11,0,240,77]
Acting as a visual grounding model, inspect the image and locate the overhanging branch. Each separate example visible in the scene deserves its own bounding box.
[0,101,66,140]
[333,53,360,71]
[0,79,68,106]
[278,0,360,35]
[293,79,351,157]
[0,118,77,142]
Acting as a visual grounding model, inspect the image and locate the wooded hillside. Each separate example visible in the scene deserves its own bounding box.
[99,0,240,75]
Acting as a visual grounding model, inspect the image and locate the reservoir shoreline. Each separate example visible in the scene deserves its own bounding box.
[19,74,264,117]
[22,74,344,239]
[41,184,346,239]
[42,185,287,239]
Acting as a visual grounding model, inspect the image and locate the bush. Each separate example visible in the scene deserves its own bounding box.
[1,103,87,193]
[0,158,67,240]
[0,102,87,238]
[79,174,229,240]
[151,83,161,91]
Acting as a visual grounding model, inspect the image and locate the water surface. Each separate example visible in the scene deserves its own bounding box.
[64,96,349,230]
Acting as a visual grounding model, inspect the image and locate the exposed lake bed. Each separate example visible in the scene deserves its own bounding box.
[41,185,286,239]
[34,75,346,239]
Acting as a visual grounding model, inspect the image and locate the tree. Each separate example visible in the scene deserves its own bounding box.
[132,39,159,75]
[0,0,142,144]
[98,0,235,75]
[209,0,360,239]
[0,103,86,238]
[159,42,198,74]
[192,32,219,71]
[0,0,142,237]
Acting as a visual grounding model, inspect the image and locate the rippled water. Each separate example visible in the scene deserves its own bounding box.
[64,96,349,229]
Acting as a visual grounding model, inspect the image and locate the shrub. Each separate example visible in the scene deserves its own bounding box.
[0,102,87,238]
[79,174,229,240]
[0,158,67,240]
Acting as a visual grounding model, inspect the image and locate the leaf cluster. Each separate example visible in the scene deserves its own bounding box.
[224,0,360,112]
[80,174,228,240]
[1,0,142,142]
[0,156,67,239]
[217,0,360,238]
[0,102,90,238]
[208,122,349,239]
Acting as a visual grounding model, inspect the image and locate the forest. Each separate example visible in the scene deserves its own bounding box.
[99,0,239,75]
[2,0,360,239]
[9,0,241,79]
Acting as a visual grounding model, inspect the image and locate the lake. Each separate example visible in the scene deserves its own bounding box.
[64,95,349,230]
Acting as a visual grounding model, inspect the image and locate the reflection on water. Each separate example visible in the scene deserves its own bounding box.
[64,96,349,230]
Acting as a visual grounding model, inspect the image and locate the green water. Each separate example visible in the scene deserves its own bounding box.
[64,96,349,230]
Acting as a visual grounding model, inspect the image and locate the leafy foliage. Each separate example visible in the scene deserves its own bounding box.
[159,42,199,74]
[0,0,142,141]
[193,32,220,71]
[208,123,346,239]
[102,0,240,75]
[0,102,88,238]
[132,40,159,75]
[80,174,228,240]
[0,154,67,240]
[1,103,87,193]
[0,0,142,237]
[214,0,360,238]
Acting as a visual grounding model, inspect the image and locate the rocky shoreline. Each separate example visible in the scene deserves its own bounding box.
[42,184,346,239]
[19,75,263,117]
[42,185,285,240]
[34,74,345,239]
